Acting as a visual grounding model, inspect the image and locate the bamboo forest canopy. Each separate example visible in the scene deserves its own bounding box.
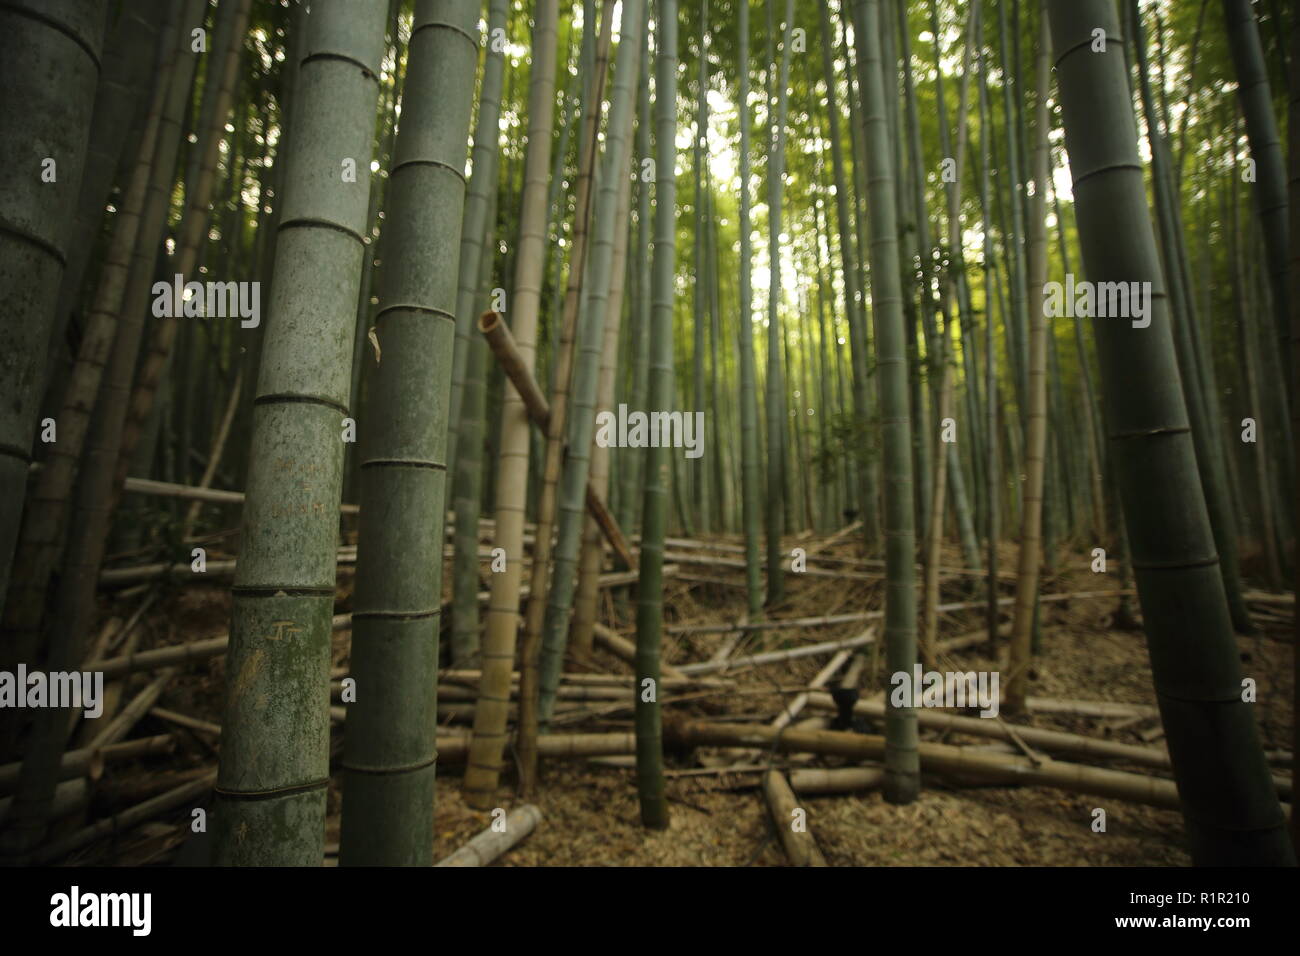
[0,0,1295,873]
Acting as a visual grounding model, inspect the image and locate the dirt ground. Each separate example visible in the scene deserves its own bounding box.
[72,533,1295,866]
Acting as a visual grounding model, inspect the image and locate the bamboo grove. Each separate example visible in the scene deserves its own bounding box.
[0,0,1296,868]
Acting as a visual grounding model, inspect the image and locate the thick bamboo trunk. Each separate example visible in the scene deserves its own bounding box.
[210,0,388,867]
[0,0,105,618]
[0,9,171,720]
[849,0,919,806]
[338,0,478,867]
[1047,0,1293,865]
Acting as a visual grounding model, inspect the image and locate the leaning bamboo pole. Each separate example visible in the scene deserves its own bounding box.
[478,311,634,567]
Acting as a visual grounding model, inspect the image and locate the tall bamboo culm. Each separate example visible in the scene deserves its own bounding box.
[850,0,919,805]
[339,0,478,866]
[462,0,560,811]
[635,0,677,831]
[1047,0,1294,866]
[212,0,388,866]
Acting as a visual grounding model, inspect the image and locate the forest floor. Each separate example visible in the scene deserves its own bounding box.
[60,528,1296,866]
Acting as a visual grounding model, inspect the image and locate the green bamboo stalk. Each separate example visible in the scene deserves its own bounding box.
[733,0,763,617]
[1130,0,1255,634]
[1046,0,1293,866]
[635,0,676,830]
[0,9,175,723]
[6,0,206,848]
[450,0,509,669]
[516,0,613,794]
[211,0,388,867]
[1006,0,1052,714]
[764,0,796,606]
[615,42,654,538]
[537,0,645,726]
[850,0,919,805]
[1223,0,1291,376]
[339,0,478,866]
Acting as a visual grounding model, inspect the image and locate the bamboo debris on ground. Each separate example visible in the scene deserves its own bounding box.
[762,770,828,866]
[435,804,542,867]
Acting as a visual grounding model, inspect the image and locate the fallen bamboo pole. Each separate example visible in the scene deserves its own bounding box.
[150,707,221,737]
[435,732,635,763]
[788,766,886,795]
[88,669,175,749]
[1026,697,1159,719]
[807,694,1171,768]
[28,770,218,865]
[0,735,175,794]
[0,778,87,827]
[479,310,634,569]
[435,804,543,867]
[662,719,1185,810]
[677,628,877,676]
[763,770,828,866]
[591,623,688,680]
